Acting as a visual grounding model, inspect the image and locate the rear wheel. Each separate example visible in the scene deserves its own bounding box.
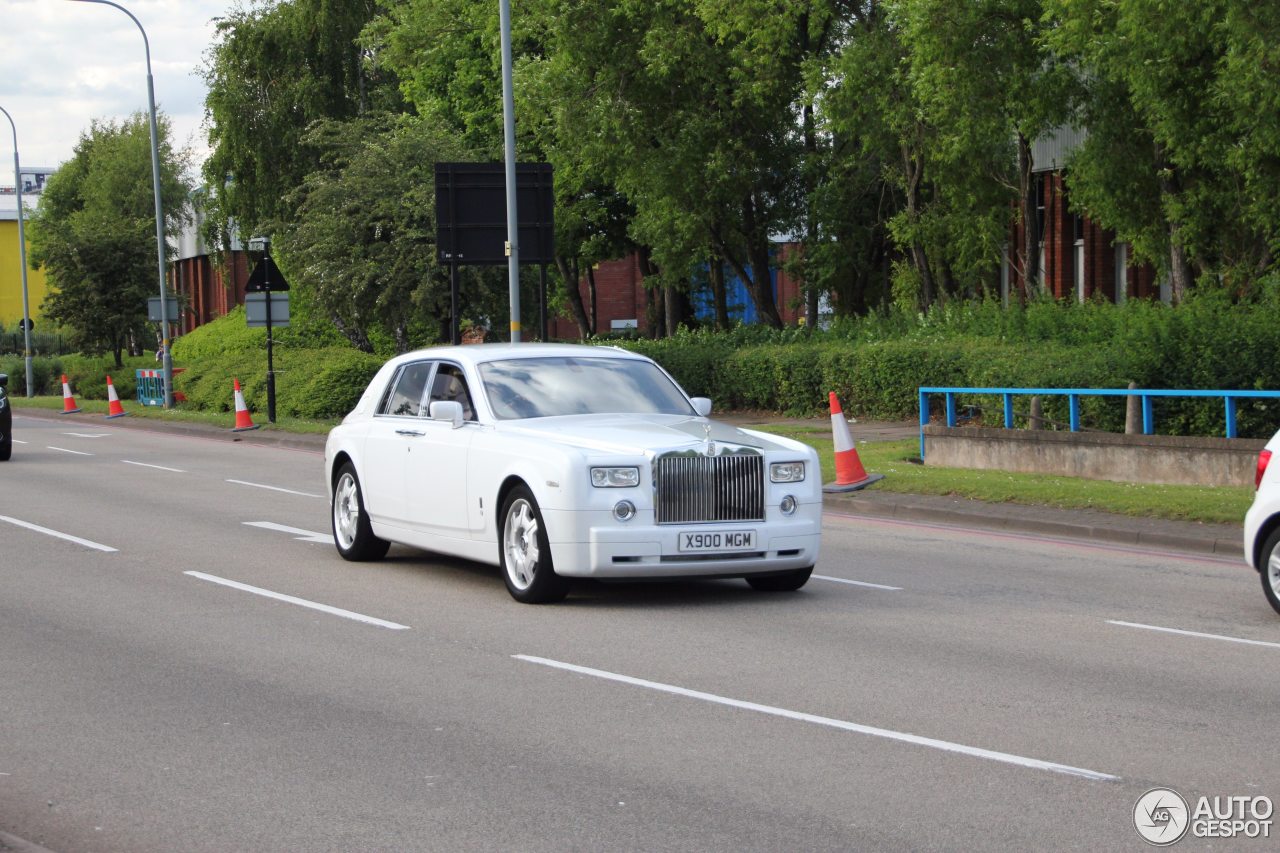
[746,566,813,592]
[1261,528,1280,616]
[499,486,569,604]
[332,463,390,562]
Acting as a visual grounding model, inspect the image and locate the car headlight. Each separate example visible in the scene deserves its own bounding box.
[591,466,639,488]
[770,461,805,483]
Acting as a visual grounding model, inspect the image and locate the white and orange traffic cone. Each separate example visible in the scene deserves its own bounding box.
[104,375,127,418]
[60,374,82,414]
[231,378,259,432]
[823,391,883,493]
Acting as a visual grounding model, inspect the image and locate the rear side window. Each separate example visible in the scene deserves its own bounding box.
[380,362,434,417]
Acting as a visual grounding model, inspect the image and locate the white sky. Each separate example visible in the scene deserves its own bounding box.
[0,0,236,179]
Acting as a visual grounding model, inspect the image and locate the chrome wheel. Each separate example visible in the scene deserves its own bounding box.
[503,498,540,591]
[1268,548,1280,604]
[333,472,360,550]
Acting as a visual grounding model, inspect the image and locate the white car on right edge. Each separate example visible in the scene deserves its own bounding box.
[1244,428,1280,615]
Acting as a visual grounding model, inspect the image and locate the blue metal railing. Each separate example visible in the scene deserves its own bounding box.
[917,386,1280,458]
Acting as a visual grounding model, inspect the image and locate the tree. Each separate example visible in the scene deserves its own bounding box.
[202,0,398,239]
[27,114,190,367]
[284,115,477,352]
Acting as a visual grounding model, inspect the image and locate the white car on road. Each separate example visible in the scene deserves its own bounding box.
[1244,428,1280,615]
[324,344,822,603]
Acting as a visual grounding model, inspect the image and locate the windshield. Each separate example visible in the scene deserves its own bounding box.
[479,356,695,420]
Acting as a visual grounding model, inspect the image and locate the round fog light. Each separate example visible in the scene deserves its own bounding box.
[780,495,797,516]
[613,500,636,522]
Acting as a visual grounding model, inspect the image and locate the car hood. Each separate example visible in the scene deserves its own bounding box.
[496,414,798,456]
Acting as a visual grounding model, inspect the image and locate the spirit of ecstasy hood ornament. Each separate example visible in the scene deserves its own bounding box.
[703,422,716,456]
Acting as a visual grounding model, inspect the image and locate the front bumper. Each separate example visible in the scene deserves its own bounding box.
[542,503,822,578]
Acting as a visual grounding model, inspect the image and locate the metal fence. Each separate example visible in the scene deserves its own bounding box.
[918,386,1280,458]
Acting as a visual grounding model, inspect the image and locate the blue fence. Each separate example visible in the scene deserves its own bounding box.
[917,386,1280,458]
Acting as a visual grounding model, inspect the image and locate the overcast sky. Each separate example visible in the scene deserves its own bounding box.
[0,0,235,178]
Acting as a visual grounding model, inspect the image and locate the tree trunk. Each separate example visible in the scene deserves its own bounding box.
[1018,132,1042,297]
[638,248,665,337]
[1154,142,1193,303]
[739,195,784,327]
[585,260,598,335]
[555,254,592,339]
[709,254,729,330]
[902,143,936,310]
[333,313,373,352]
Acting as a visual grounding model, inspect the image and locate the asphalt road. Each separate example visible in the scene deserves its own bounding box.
[2,413,1277,852]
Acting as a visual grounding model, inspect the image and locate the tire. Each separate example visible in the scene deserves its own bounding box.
[746,566,813,592]
[1261,528,1280,616]
[332,463,390,562]
[499,485,569,604]
[0,437,10,462]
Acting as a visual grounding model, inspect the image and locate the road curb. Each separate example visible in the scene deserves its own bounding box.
[826,492,1240,558]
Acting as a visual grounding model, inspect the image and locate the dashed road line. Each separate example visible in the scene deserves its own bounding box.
[121,460,187,473]
[514,655,1118,782]
[1108,620,1280,651]
[47,446,92,456]
[184,571,409,630]
[813,574,902,591]
[226,479,322,498]
[0,515,117,552]
[244,521,331,544]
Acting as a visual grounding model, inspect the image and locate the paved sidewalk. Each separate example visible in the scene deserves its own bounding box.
[14,407,1244,560]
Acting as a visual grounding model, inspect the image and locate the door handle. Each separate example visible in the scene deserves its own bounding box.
[395,429,425,437]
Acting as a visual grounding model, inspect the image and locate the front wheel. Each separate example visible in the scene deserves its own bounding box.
[499,486,569,604]
[1261,529,1280,616]
[0,437,10,462]
[746,566,813,592]
[332,463,390,562]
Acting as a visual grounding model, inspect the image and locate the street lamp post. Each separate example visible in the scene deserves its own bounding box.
[0,106,34,397]
[67,0,173,406]
[499,0,521,342]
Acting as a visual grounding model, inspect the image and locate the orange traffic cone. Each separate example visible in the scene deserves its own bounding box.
[104,375,127,418]
[823,391,883,493]
[60,374,82,414]
[231,378,259,432]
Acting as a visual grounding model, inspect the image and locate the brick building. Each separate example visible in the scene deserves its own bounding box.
[548,242,808,339]
[1003,128,1160,304]
[167,198,253,336]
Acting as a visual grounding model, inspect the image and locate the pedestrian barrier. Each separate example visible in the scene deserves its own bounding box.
[918,386,1280,458]
[135,368,186,406]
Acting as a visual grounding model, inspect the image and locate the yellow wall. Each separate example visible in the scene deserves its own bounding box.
[0,220,48,328]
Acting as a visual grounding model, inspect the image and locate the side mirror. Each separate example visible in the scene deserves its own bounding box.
[0,374,8,388]
[428,400,464,429]
[690,397,712,417]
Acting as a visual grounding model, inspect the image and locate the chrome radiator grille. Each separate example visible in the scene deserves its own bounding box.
[653,453,764,524]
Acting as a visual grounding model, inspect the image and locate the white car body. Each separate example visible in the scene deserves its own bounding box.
[1243,428,1280,614]
[324,344,822,599]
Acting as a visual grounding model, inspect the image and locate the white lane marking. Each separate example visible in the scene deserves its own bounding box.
[47,446,92,456]
[226,479,323,498]
[0,515,117,552]
[122,460,187,473]
[813,574,902,591]
[515,655,1117,782]
[62,432,110,438]
[184,571,409,630]
[12,439,27,445]
[1108,620,1280,651]
[244,521,331,544]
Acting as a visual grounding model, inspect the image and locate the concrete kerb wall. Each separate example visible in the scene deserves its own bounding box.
[923,425,1266,487]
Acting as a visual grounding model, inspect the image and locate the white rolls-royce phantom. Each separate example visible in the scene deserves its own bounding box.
[324,343,823,603]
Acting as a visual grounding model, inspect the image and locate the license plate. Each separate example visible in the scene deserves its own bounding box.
[678,530,757,552]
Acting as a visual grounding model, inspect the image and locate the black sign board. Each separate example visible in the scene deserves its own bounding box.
[245,255,290,292]
[435,163,554,265]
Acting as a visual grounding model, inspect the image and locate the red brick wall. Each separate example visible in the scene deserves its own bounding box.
[169,250,251,335]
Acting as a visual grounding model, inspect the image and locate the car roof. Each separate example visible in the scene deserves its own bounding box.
[387,342,647,368]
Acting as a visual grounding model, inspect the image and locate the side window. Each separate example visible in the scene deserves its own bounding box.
[428,363,476,421]
[379,361,434,417]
